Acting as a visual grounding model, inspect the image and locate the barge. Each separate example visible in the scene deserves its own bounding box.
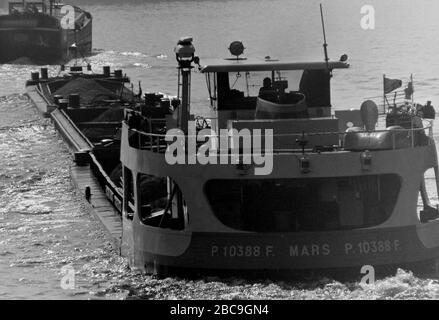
[0,0,92,64]
[26,64,143,247]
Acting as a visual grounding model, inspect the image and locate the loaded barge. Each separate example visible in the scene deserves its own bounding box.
[26,37,439,279]
[0,1,92,64]
[26,64,143,247]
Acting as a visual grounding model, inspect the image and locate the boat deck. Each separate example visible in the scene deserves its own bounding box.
[51,108,92,153]
[26,84,55,117]
[70,164,122,250]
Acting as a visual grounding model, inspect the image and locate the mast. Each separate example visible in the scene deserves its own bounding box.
[383,74,386,113]
[166,37,198,226]
[319,3,330,73]
[411,73,414,106]
[174,37,196,134]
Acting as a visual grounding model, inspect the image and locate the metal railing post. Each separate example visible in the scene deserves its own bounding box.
[411,129,415,148]
[392,131,396,150]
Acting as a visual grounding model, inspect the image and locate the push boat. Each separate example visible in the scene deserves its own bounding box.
[120,38,439,278]
[0,0,92,64]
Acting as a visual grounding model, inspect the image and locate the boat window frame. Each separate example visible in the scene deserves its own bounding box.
[205,72,217,107]
[204,174,401,232]
[9,1,46,14]
[123,166,135,219]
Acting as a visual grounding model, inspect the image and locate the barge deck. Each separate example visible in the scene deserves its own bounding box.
[25,66,134,251]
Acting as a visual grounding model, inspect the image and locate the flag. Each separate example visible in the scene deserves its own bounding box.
[405,81,414,100]
[384,77,402,94]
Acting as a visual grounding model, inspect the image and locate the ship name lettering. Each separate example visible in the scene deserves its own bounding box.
[345,240,402,255]
[211,245,274,257]
[289,244,330,257]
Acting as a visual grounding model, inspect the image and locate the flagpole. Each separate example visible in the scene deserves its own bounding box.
[410,73,414,148]
[411,73,414,106]
[383,74,386,113]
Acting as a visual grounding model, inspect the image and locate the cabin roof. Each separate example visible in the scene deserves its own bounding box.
[200,58,350,73]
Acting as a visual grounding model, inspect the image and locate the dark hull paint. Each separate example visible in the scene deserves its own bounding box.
[0,14,92,64]
[146,256,439,281]
[126,218,439,278]
[0,28,63,63]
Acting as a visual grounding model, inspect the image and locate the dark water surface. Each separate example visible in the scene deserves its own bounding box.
[2,0,439,299]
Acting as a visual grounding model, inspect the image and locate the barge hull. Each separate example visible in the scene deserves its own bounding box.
[0,28,63,63]
[26,85,123,250]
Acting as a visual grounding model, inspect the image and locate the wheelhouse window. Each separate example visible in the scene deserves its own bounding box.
[123,167,135,219]
[418,169,439,223]
[205,73,217,107]
[212,69,330,111]
[136,173,167,226]
[9,2,44,13]
[205,175,401,232]
[136,175,187,230]
[227,70,303,98]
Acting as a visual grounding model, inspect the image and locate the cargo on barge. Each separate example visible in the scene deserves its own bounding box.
[26,64,144,246]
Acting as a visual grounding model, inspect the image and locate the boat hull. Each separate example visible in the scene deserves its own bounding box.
[126,218,439,278]
[0,27,63,63]
[119,120,439,278]
[0,12,92,64]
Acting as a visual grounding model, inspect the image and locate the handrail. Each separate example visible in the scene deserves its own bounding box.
[127,118,434,154]
[88,153,122,215]
[130,118,433,137]
[36,83,53,106]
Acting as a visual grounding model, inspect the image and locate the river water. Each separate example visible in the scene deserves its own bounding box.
[2,0,439,300]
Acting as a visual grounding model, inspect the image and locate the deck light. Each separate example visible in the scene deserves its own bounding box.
[340,54,348,62]
[296,132,310,173]
[174,37,196,134]
[174,37,195,65]
[300,156,310,174]
[361,150,372,170]
[229,41,245,59]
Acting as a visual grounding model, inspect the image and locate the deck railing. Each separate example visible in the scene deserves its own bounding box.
[365,90,411,114]
[127,119,434,155]
[89,153,123,214]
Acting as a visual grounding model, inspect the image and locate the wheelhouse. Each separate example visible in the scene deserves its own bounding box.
[201,58,349,122]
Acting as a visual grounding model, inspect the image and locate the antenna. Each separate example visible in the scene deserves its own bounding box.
[320,3,330,73]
